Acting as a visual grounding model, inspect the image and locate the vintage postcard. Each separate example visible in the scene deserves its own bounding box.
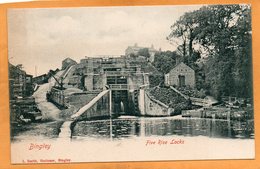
[8,4,254,164]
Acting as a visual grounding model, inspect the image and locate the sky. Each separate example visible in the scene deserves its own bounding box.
[8,5,202,76]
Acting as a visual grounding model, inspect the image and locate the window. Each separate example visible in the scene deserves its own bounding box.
[149,103,153,110]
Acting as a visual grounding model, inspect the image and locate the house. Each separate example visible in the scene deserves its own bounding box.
[165,62,195,88]
[9,64,26,99]
[9,63,34,99]
[62,57,77,70]
[125,43,158,62]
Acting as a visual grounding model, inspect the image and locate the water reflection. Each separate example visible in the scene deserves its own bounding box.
[72,117,254,140]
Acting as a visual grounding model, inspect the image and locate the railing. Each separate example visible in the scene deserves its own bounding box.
[101,64,125,68]
[169,86,211,106]
[221,96,252,103]
[109,84,128,90]
[105,70,144,76]
[109,84,139,90]
[190,97,208,105]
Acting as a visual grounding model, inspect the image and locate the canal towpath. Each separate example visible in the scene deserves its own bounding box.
[12,71,66,141]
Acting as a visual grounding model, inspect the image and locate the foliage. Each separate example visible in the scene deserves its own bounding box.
[168,4,252,99]
[137,48,150,58]
[153,51,180,74]
[149,75,164,88]
[129,53,138,59]
[16,64,24,70]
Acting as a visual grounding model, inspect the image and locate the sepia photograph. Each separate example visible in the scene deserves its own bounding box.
[7,4,254,163]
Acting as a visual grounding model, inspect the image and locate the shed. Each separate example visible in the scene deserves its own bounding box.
[165,62,195,88]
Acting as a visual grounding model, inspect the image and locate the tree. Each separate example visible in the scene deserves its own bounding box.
[168,4,252,99]
[167,11,201,66]
[200,5,252,99]
[16,64,23,70]
[129,53,138,59]
[137,48,150,58]
[153,51,179,74]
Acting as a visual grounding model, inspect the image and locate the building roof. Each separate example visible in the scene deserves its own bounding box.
[33,74,47,79]
[62,57,77,63]
[9,63,27,78]
[167,62,194,74]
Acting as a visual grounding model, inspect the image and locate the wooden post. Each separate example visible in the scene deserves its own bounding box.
[227,110,231,137]
[109,89,113,141]
[109,89,112,116]
[227,110,231,121]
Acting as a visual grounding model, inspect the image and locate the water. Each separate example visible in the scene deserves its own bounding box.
[72,117,254,140]
[11,116,255,163]
[58,121,73,139]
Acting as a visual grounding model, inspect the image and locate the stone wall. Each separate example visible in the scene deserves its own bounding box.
[138,88,146,115]
[84,75,93,91]
[128,74,144,90]
[67,93,98,110]
[139,90,172,116]
[48,87,65,108]
[76,92,110,120]
[93,74,105,90]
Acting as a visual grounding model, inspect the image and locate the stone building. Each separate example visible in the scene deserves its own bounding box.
[61,56,150,115]
[62,57,77,70]
[80,56,149,91]
[9,63,34,99]
[165,62,195,88]
[125,43,158,62]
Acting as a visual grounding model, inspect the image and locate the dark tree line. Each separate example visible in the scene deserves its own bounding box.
[166,4,252,100]
[153,51,178,74]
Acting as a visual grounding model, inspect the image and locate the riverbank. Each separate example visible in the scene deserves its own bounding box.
[11,105,77,141]
[11,108,76,141]
[11,120,64,141]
